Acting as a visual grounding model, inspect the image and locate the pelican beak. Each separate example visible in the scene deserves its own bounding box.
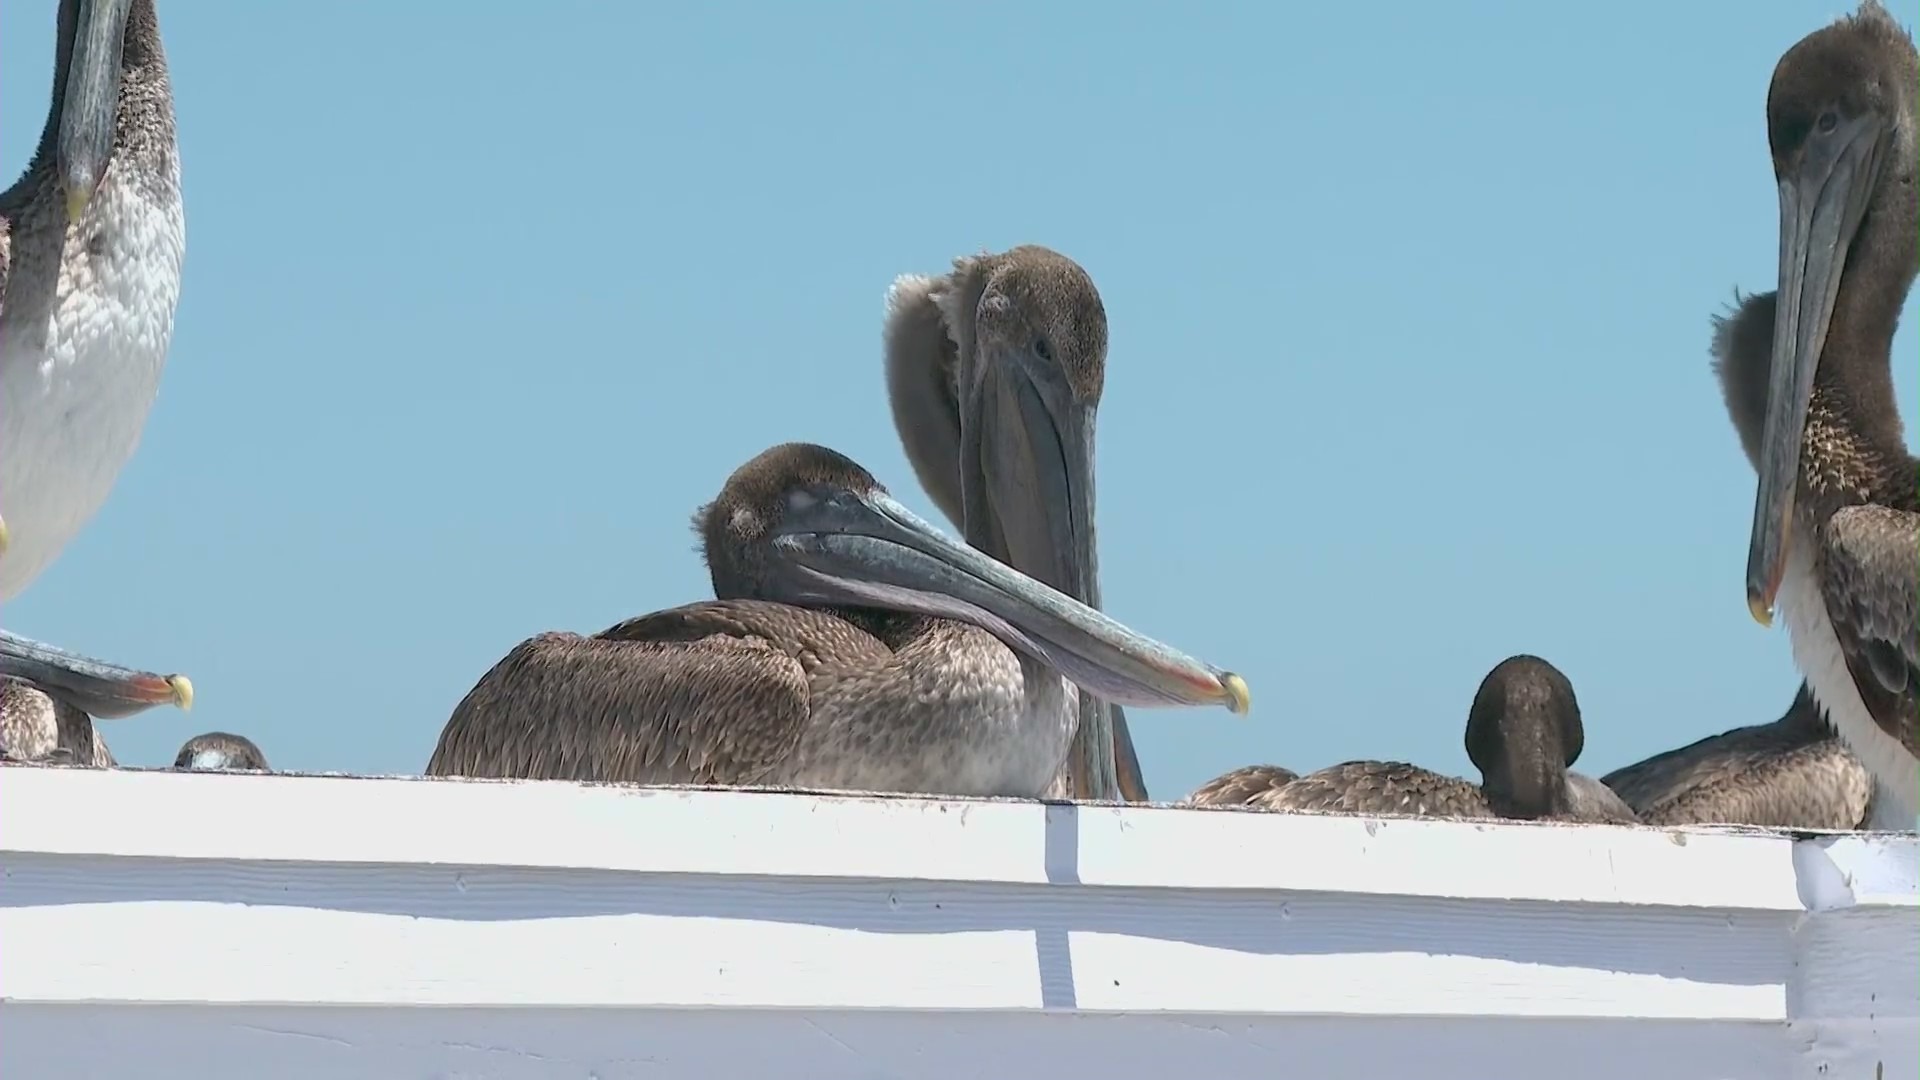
[1748,113,1887,626]
[771,488,1250,713]
[0,629,192,719]
[57,0,135,224]
[968,350,1152,797]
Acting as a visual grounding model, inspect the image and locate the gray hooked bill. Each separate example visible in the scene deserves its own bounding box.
[766,485,1251,715]
[0,629,192,719]
[1747,111,1888,627]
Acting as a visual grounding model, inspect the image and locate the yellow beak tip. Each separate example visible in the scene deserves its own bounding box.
[167,675,194,712]
[1221,672,1251,716]
[1747,595,1775,628]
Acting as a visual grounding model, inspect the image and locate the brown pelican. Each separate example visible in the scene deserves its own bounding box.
[427,443,1249,795]
[0,0,191,732]
[884,245,1151,802]
[174,731,268,772]
[1601,684,1872,828]
[1181,764,1298,807]
[1237,656,1638,824]
[1730,1,1918,828]
[0,676,115,766]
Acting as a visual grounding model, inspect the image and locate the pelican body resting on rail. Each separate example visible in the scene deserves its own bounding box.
[0,676,113,766]
[1189,656,1638,824]
[1180,764,1298,808]
[1732,1,1918,828]
[173,731,268,772]
[0,0,191,760]
[1601,684,1871,829]
[428,443,1249,796]
[885,245,1151,802]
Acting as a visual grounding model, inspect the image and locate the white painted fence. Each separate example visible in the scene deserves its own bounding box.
[0,765,1913,1079]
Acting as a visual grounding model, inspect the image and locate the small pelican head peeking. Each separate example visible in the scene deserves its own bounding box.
[1746,1,1918,626]
[705,443,1251,714]
[174,731,268,772]
[55,0,140,222]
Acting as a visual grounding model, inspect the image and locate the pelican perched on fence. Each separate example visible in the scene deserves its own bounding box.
[1192,656,1636,824]
[1728,1,1918,828]
[884,244,1162,801]
[427,443,1248,795]
[1602,685,1872,829]
[174,731,269,772]
[0,0,191,757]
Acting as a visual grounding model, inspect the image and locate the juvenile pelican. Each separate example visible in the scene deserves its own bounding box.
[1238,656,1638,824]
[173,731,268,772]
[1601,684,1872,829]
[0,0,191,737]
[884,245,1153,801]
[0,675,113,766]
[1730,1,1918,828]
[427,443,1249,795]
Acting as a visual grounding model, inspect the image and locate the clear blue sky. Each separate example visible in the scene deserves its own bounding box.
[2,1,1914,797]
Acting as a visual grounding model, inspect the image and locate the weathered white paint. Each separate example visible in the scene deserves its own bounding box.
[0,767,1913,1080]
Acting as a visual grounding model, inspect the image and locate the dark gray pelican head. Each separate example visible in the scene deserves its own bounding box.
[1743,0,1918,625]
[700,443,1250,714]
[886,245,1107,600]
[174,731,269,772]
[887,246,1157,799]
[52,0,143,222]
[1466,655,1587,818]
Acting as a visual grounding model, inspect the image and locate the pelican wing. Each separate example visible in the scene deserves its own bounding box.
[1600,695,1870,830]
[1250,761,1493,820]
[1560,773,1641,824]
[882,272,965,529]
[1182,763,1298,807]
[426,600,880,784]
[1820,504,1920,757]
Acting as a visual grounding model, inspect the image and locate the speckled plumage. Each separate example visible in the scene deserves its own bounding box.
[0,0,183,600]
[175,731,268,772]
[1247,656,1639,825]
[1182,764,1299,807]
[0,676,113,766]
[1714,2,1918,826]
[1602,685,1872,829]
[427,444,1098,798]
[883,245,1147,802]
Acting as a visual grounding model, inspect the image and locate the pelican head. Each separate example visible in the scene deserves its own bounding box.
[1465,655,1584,818]
[697,443,1249,713]
[174,731,269,772]
[1747,1,1917,625]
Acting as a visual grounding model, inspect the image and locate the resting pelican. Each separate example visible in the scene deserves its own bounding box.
[1731,0,1918,828]
[0,675,113,766]
[427,443,1249,795]
[173,731,268,772]
[0,0,191,746]
[1181,764,1298,808]
[1224,656,1638,824]
[884,244,1153,801]
[1601,684,1872,829]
